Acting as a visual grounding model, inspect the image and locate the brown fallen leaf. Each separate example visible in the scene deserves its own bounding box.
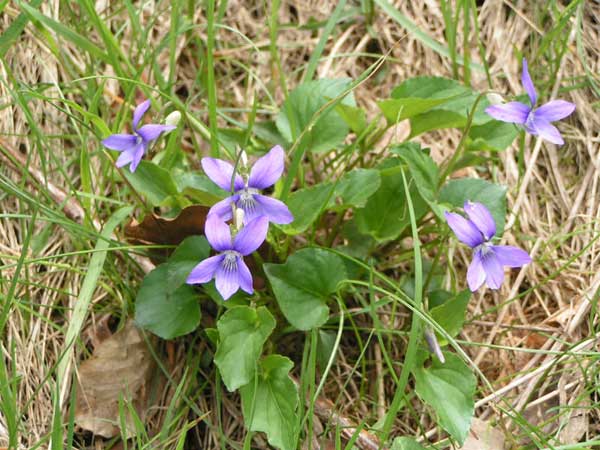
[125,204,209,247]
[558,401,588,446]
[75,321,154,438]
[461,418,505,450]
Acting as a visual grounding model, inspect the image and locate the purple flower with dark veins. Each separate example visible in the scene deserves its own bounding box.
[202,145,293,225]
[445,201,531,292]
[102,99,175,172]
[485,58,575,145]
[186,214,268,300]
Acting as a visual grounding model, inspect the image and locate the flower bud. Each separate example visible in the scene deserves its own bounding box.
[240,150,248,168]
[486,92,504,105]
[234,207,245,230]
[424,327,445,364]
[165,110,181,128]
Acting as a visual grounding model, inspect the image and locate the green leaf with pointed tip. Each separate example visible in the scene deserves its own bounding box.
[439,178,507,234]
[214,306,276,392]
[123,161,179,207]
[317,330,337,371]
[430,289,471,342]
[264,248,347,330]
[276,78,355,153]
[467,120,520,152]
[391,437,427,450]
[134,265,200,339]
[328,168,381,211]
[167,236,211,288]
[413,352,476,444]
[355,158,428,242]
[240,355,299,450]
[336,103,367,135]
[391,143,439,203]
[282,183,335,235]
[173,171,225,205]
[378,77,468,123]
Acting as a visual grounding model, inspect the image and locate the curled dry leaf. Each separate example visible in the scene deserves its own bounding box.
[74,321,154,438]
[461,418,505,450]
[125,204,209,246]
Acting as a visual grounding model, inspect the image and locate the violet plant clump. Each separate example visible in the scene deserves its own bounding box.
[445,201,531,291]
[485,58,575,145]
[122,53,569,448]
[186,212,269,300]
[102,99,175,172]
[201,145,293,224]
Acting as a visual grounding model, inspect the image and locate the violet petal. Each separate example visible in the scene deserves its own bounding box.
[205,214,232,252]
[132,99,151,130]
[534,100,576,122]
[237,257,253,295]
[233,216,269,255]
[484,102,530,124]
[207,195,238,222]
[482,252,504,289]
[115,148,136,168]
[102,134,137,151]
[128,144,146,172]
[186,254,224,284]
[201,157,245,192]
[530,118,564,145]
[467,251,486,292]
[445,212,484,248]
[463,201,496,240]
[521,58,537,106]
[137,124,176,142]
[491,245,531,268]
[215,262,240,300]
[248,145,285,190]
[254,194,294,224]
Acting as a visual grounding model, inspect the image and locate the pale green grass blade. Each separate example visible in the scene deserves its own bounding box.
[380,168,423,440]
[0,0,43,58]
[56,206,133,406]
[374,0,484,72]
[303,0,348,82]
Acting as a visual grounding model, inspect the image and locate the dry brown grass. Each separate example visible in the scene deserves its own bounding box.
[1,0,599,448]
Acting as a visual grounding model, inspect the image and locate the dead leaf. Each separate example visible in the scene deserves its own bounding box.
[125,205,209,246]
[558,400,588,445]
[461,418,505,450]
[75,321,154,438]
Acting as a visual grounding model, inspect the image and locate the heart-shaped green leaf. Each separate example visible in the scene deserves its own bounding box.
[214,306,276,391]
[264,248,347,330]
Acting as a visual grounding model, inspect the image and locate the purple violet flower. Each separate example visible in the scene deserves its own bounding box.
[102,99,175,172]
[485,58,575,146]
[186,214,269,300]
[445,201,531,292]
[201,145,293,225]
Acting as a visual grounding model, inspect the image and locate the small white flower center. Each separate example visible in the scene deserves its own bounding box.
[237,187,260,211]
[524,110,536,133]
[476,242,493,259]
[222,250,241,272]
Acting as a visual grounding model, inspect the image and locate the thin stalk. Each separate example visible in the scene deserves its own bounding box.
[438,92,486,186]
[206,0,219,157]
[380,168,423,441]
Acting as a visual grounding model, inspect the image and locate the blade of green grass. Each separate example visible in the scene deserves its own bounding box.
[380,168,423,441]
[373,0,484,72]
[206,0,219,157]
[17,1,110,64]
[0,0,43,58]
[56,205,133,406]
[303,0,348,82]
